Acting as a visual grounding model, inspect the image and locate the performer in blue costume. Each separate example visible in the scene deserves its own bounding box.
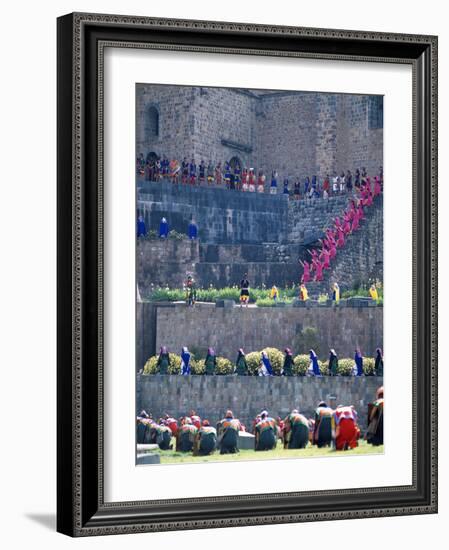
[189,159,197,185]
[159,217,169,238]
[137,215,146,237]
[180,346,191,375]
[188,218,198,239]
[259,351,274,376]
[308,349,321,376]
[354,348,364,376]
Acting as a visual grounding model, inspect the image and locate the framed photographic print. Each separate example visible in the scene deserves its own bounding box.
[57,12,438,536]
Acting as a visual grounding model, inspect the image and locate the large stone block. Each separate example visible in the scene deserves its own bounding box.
[136,453,161,465]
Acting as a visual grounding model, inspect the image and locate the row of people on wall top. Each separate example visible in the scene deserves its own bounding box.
[136,386,384,454]
[136,153,383,198]
[153,346,384,377]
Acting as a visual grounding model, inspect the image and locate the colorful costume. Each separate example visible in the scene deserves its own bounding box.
[240,276,250,305]
[180,347,191,375]
[189,161,197,185]
[299,284,309,301]
[198,161,206,184]
[137,216,146,237]
[334,406,360,450]
[155,424,173,450]
[354,350,364,376]
[270,286,278,301]
[218,415,241,454]
[313,404,334,447]
[177,423,198,452]
[308,350,321,376]
[366,393,384,446]
[185,276,196,306]
[159,217,169,238]
[284,412,309,449]
[195,425,217,455]
[369,285,379,301]
[188,221,198,239]
[332,283,340,304]
[207,163,214,184]
[255,416,277,451]
[260,352,273,376]
[270,171,278,195]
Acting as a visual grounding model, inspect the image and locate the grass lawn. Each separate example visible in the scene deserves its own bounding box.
[151,439,383,465]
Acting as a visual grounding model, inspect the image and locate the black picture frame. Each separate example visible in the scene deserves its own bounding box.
[57,12,438,537]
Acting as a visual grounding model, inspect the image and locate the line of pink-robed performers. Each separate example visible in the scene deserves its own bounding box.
[299,176,382,283]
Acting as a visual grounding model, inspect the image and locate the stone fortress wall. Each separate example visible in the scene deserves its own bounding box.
[136,84,383,181]
[136,375,383,431]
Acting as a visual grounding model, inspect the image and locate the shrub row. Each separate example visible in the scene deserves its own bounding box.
[148,286,298,303]
[143,348,376,376]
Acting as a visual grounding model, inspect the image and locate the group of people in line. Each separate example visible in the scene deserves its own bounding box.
[136,215,199,240]
[300,175,383,284]
[155,346,384,377]
[136,386,384,456]
[136,153,383,200]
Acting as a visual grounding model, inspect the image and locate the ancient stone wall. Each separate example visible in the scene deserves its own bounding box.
[135,302,383,370]
[138,181,288,244]
[136,374,383,430]
[136,85,383,182]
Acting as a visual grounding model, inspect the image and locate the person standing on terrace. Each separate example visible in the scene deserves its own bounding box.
[207,161,214,185]
[189,158,197,185]
[215,162,222,185]
[270,170,278,194]
[188,218,198,240]
[239,273,250,307]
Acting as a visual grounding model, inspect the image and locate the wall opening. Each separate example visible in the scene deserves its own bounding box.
[145,105,159,139]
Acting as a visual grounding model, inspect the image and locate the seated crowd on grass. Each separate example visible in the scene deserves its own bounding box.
[136,386,384,456]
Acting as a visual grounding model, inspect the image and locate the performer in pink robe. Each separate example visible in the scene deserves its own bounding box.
[300,260,311,283]
[373,176,382,197]
[336,229,345,248]
[314,260,323,282]
[322,248,331,270]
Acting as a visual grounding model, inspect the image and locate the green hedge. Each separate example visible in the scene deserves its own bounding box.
[148,286,298,304]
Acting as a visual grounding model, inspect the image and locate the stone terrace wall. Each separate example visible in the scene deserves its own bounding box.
[287,195,350,244]
[134,303,383,370]
[138,181,289,244]
[136,375,383,430]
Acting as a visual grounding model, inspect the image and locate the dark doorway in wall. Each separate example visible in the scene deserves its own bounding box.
[146,151,159,163]
[229,156,243,171]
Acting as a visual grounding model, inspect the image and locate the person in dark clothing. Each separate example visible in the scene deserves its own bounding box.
[328,348,339,376]
[235,348,249,375]
[205,347,217,375]
[283,348,294,376]
[375,348,384,376]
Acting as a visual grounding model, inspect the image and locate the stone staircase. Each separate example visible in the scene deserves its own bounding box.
[301,195,383,297]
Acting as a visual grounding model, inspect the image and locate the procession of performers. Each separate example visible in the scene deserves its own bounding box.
[153,345,383,377]
[300,173,382,284]
[136,385,383,456]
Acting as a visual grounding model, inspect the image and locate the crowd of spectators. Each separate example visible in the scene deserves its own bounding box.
[136,153,383,200]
